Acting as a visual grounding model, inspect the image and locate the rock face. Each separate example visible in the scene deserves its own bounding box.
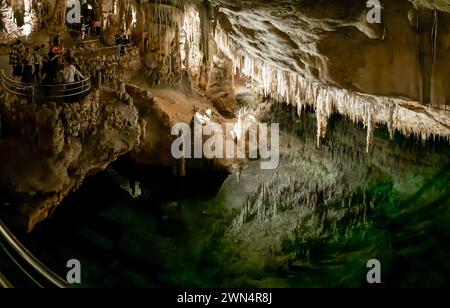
[126,84,241,173]
[135,3,185,86]
[0,89,141,232]
[206,55,238,118]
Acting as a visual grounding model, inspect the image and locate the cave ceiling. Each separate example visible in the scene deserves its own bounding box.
[197,0,450,103]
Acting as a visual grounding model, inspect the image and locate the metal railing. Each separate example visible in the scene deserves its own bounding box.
[73,38,134,56]
[0,70,92,103]
[0,219,68,288]
[0,272,13,288]
[75,39,100,46]
[97,43,134,54]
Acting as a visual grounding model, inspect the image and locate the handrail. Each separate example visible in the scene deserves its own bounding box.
[0,219,68,288]
[98,43,133,51]
[74,39,134,55]
[39,77,91,87]
[0,70,92,101]
[0,240,43,288]
[75,39,100,45]
[1,71,31,87]
[0,272,14,289]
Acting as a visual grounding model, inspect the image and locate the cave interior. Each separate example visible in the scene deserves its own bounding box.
[0,0,449,288]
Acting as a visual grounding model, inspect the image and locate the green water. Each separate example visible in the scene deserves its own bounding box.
[15,106,450,288]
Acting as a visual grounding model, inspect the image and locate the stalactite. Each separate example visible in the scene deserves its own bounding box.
[140,2,185,86]
[431,10,438,64]
[316,89,333,148]
[366,109,375,154]
[180,5,202,83]
[214,26,450,150]
[114,0,136,32]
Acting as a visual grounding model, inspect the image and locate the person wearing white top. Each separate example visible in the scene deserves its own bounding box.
[63,63,84,83]
[81,23,87,40]
[63,58,84,102]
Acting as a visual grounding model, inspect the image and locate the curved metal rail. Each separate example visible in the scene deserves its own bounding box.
[0,219,68,288]
[0,272,13,288]
[0,70,91,102]
[98,43,134,53]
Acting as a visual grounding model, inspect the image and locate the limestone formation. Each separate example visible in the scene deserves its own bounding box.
[0,90,141,231]
[0,0,449,232]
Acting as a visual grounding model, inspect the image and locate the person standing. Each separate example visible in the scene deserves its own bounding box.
[81,22,87,40]
[117,30,128,55]
[9,39,24,81]
[33,46,43,82]
[21,48,34,84]
[42,48,59,87]
[63,58,85,103]
[85,15,92,37]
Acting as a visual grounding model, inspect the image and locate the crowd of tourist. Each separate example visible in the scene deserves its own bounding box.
[8,36,86,103]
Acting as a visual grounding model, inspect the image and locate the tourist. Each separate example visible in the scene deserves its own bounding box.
[21,48,34,84]
[85,15,92,37]
[117,30,129,55]
[81,22,87,40]
[9,39,24,81]
[63,57,85,103]
[93,19,101,37]
[42,47,60,86]
[33,46,43,82]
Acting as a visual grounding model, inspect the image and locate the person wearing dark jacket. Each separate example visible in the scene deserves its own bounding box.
[9,39,24,80]
[43,48,60,85]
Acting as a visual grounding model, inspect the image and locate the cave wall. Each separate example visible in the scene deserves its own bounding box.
[0,88,141,232]
[133,2,184,86]
[320,0,450,105]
